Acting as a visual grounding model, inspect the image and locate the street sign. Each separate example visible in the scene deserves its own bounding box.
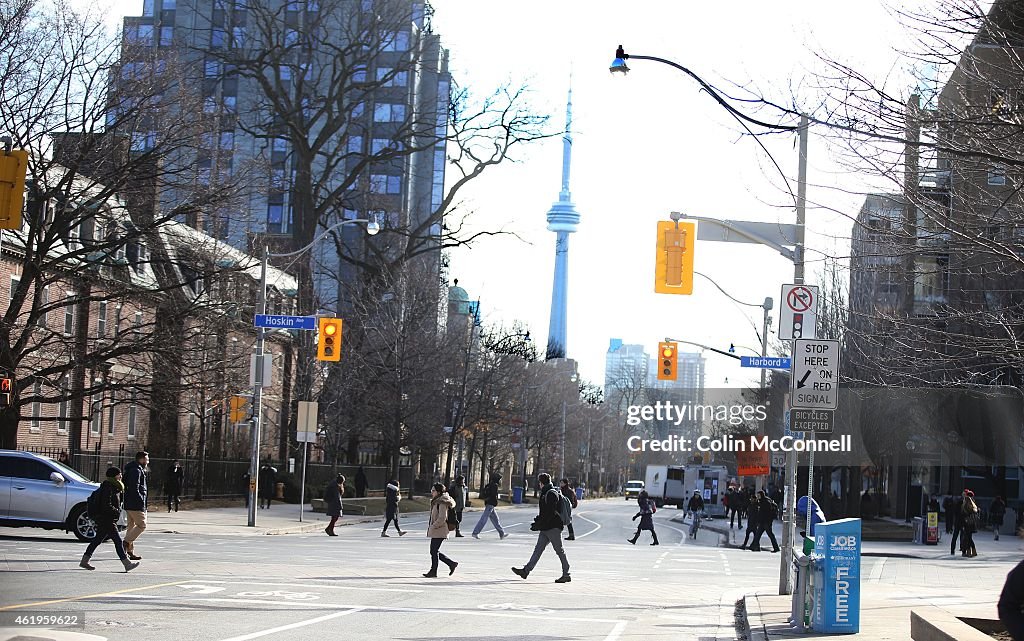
[771,453,786,468]
[740,356,791,370]
[296,401,319,442]
[249,353,273,387]
[790,409,835,433]
[254,314,317,330]
[791,339,840,410]
[779,284,818,340]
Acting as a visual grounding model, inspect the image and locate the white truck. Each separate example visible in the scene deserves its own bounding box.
[660,464,729,516]
[644,465,668,506]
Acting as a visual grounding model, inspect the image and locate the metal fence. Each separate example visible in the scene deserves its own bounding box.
[22,445,412,501]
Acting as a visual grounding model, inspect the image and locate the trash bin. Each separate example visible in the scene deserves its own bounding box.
[912,516,924,544]
[512,486,524,504]
[575,487,584,501]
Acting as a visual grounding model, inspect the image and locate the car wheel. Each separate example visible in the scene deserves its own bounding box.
[69,505,98,542]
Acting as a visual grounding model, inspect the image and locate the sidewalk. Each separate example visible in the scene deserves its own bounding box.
[145,500,542,536]
[743,533,1020,640]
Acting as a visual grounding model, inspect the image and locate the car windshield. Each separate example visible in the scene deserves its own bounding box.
[46,458,93,484]
[626,482,643,489]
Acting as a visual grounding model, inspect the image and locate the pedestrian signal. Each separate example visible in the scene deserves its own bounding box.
[0,150,28,230]
[654,220,695,295]
[0,377,11,407]
[317,317,342,362]
[658,342,678,381]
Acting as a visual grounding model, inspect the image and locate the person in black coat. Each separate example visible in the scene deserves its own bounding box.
[259,461,277,509]
[512,474,571,583]
[628,490,659,545]
[949,492,965,555]
[80,467,139,572]
[382,479,406,537]
[355,466,368,498]
[324,474,344,536]
[999,559,1024,641]
[750,490,780,552]
[122,451,148,560]
[740,494,760,549]
[164,461,184,512]
[448,475,467,537]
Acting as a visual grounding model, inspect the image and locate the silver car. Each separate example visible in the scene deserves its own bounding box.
[0,449,110,541]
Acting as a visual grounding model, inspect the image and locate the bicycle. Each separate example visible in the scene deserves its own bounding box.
[688,511,703,538]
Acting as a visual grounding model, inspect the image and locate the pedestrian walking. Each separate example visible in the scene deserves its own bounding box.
[686,490,705,522]
[739,493,759,549]
[382,479,406,537]
[991,496,1007,541]
[122,450,148,561]
[242,472,251,508]
[355,466,368,498]
[259,461,277,509]
[731,488,748,529]
[950,491,966,555]
[750,490,780,553]
[943,495,956,533]
[628,490,659,545]
[560,479,578,541]
[448,475,467,537]
[511,473,571,583]
[961,490,979,557]
[80,467,140,573]
[423,483,458,577]
[471,472,507,539]
[999,559,1024,641]
[164,460,183,512]
[324,474,344,536]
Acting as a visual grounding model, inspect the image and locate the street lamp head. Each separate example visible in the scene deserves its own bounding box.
[609,44,629,75]
[366,213,381,236]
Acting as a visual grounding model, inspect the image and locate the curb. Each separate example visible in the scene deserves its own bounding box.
[744,593,768,641]
[669,515,731,546]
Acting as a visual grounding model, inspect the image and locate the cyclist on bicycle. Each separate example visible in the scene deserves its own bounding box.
[687,491,706,539]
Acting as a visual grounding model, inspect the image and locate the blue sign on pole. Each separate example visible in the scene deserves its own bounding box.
[254,314,318,330]
[811,518,861,634]
[783,410,805,440]
[740,356,792,369]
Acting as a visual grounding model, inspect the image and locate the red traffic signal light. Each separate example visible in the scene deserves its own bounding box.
[317,317,342,362]
[657,342,678,381]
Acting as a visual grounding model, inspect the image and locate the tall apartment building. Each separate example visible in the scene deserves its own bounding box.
[114,0,450,310]
[604,339,648,415]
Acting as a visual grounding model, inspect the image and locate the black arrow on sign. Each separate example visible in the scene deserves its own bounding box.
[796,371,811,389]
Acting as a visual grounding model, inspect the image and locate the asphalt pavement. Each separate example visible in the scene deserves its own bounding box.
[0,498,765,641]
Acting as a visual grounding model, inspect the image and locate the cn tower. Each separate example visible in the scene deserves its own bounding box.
[545,85,580,360]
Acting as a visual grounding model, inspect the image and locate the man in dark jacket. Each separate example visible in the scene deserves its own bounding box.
[560,479,578,541]
[1000,559,1024,641]
[950,492,965,555]
[382,480,406,537]
[740,493,760,549]
[992,496,1007,542]
[750,490,780,552]
[80,467,140,572]
[471,472,507,539]
[122,451,148,560]
[687,491,705,521]
[730,488,748,529]
[259,461,277,509]
[164,461,184,512]
[448,475,467,537]
[355,466,368,498]
[512,473,571,583]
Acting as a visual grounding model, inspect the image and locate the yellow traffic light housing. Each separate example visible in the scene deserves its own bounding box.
[657,341,678,381]
[0,150,28,230]
[654,220,695,295]
[317,317,342,362]
[229,395,249,423]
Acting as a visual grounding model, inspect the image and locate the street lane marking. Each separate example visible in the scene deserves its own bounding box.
[191,580,424,594]
[603,620,628,641]
[869,558,886,582]
[573,513,602,539]
[218,607,366,640]
[0,579,192,611]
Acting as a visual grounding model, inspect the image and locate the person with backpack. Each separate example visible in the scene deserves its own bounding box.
[80,467,140,573]
[122,450,148,561]
[739,493,760,549]
[324,474,344,536]
[471,472,507,539]
[423,483,458,577]
[628,490,659,545]
[382,479,406,537]
[750,490,780,552]
[448,475,467,537]
[559,478,579,541]
[511,473,571,583]
[991,496,1007,541]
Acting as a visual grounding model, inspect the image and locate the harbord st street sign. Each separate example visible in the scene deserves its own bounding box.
[790,338,840,410]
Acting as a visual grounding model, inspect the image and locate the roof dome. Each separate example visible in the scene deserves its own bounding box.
[447,280,472,316]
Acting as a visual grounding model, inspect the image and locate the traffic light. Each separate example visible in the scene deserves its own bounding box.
[657,341,678,381]
[317,317,343,361]
[229,395,249,423]
[0,377,11,407]
[654,220,696,295]
[0,150,28,230]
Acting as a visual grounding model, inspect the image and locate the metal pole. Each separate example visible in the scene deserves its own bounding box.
[248,245,268,527]
[559,400,566,480]
[299,441,308,523]
[780,113,808,595]
[757,297,772,494]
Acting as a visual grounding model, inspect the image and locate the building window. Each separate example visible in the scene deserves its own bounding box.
[30,379,41,432]
[988,166,1007,186]
[107,393,116,437]
[97,301,107,337]
[143,0,154,15]
[205,60,220,77]
[8,276,18,305]
[381,31,409,52]
[134,311,143,332]
[163,0,176,8]
[376,67,407,87]
[128,391,137,439]
[37,286,48,327]
[211,28,227,48]
[57,378,69,434]
[90,399,102,435]
[232,26,245,47]
[347,136,363,154]
[160,26,173,46]
[373,103,405,123]
[220,130,234,150]
[64,293,75,336]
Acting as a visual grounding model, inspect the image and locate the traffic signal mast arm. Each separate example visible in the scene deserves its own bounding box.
[663,337,742,361]
[671,211,798,263]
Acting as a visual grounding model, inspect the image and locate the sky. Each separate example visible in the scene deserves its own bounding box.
[97,0,940,390]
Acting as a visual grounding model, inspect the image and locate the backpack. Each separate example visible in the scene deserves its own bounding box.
[550,488,573,526]
[444,504,459,531]
[87,486,102,518]
[763,497,779,520]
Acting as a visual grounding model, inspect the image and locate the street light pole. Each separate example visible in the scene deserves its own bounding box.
[247,215,379,527]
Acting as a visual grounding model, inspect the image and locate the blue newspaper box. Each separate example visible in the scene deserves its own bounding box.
[512,486,524,504]
[575,487,584,501]
[811,518,861,634]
